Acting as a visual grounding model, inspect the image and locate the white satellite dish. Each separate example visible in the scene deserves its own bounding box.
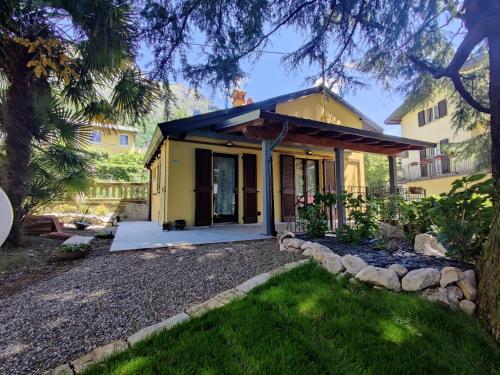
[0,188,13,247]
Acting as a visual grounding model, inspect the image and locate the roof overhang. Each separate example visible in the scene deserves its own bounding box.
[158,109,434,158]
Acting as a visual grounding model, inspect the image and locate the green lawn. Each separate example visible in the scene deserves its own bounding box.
[85,263,499,375]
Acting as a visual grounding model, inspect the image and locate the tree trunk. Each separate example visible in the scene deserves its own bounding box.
[477,35,500,342]
[1,69,35,246]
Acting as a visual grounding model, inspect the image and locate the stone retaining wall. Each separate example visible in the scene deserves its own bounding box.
[278,232,478,315]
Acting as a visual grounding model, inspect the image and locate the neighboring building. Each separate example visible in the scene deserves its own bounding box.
[144,86,432,231]
[385,93,487,195]
[87,123,138,154]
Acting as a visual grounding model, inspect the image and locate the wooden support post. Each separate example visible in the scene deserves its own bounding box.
[388,156,398,193]
[335,148,346,226]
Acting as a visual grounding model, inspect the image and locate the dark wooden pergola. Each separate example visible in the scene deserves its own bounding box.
[150,100,435,236]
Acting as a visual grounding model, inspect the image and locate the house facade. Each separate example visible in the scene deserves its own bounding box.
[145,87,433,232]
[87,123,138,154]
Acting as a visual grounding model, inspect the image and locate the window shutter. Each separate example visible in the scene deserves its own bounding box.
[438,100,448,117]
[242,154,258,223]
[280,154,296,221]
[418,111,425,127]
[195,148,212,226]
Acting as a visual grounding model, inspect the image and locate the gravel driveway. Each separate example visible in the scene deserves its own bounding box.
[0,239,302,374]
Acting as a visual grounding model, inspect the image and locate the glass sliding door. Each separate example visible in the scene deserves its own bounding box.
[213,154,238,223]
[295,158,319,204]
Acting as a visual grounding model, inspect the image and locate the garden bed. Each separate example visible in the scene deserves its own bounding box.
[302,235,470,271]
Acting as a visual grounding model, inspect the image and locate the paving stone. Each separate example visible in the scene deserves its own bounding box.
[47,364,74,375]
[213,289,246,304]
[235,272,272,293]
[62,236,94,246]
[72,340,128,374]
[127,312,190,346]
[185,298,224,317]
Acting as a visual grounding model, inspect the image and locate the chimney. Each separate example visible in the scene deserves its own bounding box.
[231,89,246,107]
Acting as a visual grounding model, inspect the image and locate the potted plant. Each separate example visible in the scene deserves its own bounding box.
[74,207,90,230]
[162,221,173,231]
[174,219,186,230]
[51,244,91,261]
[94,230,114,239]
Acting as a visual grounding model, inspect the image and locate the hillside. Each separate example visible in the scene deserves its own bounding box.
[135,84,218,149]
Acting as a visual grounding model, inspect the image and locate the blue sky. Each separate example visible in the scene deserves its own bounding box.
[139,29,404,136]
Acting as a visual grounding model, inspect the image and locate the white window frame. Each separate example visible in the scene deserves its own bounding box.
[119,134,129,146]
[90,131,102,144]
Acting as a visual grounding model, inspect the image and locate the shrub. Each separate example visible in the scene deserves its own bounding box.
[426,174,493,262]
[59,244,91,253]
[298,203,329,239]
[297,192,337,239]
[91,205,110,216]
[336,193,378,244]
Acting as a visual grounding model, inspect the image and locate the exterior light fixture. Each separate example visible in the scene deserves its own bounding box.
[225,141,234,147]
[306,150,313,155]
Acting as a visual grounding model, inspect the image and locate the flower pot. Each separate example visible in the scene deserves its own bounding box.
[175,220,186,230]
[74,221,90,230]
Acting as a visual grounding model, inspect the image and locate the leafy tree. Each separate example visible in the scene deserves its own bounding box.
[142,0,500,340]
[364,154,389,188]
[91,151,149,183]
[0,0,158,244]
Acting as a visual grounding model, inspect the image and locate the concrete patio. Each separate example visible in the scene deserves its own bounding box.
[110,221,288,251]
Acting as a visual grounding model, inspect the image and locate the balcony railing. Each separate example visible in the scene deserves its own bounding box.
[398,157,480,182]
[286,185,426,234]
[86,182,149,201]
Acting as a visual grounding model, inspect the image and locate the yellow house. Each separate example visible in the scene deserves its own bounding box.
[385,92,487,195]
[86,123,138,154]
[145,86,432,234]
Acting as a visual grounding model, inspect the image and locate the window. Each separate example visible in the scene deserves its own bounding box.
[438,100,448,117]
[417,99,448,127]
[90,131,102,144]
[427,108,434,123]
[418,111,426,127]
[119,134,129,146]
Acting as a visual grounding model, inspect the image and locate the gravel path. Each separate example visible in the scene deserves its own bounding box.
[0,239,302,374]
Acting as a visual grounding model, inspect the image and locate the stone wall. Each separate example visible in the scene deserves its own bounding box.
[278,232,477,315]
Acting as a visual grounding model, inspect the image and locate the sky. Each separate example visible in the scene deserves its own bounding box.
[138,29,404,136]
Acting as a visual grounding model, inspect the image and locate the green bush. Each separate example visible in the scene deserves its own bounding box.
[297,193,337,239]
[90,151,148,183]
[336,193,378,244]
[59,244,91,253]
[426,174,493,262]
[298,203,329,239]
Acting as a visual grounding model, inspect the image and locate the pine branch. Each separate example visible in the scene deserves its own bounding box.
[408,25,490,114]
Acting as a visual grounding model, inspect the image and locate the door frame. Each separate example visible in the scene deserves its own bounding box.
[212,153,239,223]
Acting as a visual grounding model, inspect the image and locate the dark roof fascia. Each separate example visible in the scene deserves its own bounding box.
[260,111,436,149]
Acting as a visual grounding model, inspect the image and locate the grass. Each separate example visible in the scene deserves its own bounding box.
[85,263,500,375]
